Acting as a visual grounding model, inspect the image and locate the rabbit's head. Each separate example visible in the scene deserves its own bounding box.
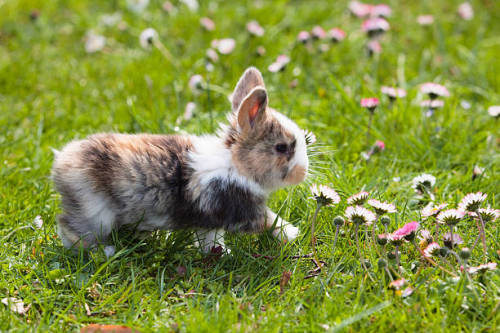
[223,67,309,191]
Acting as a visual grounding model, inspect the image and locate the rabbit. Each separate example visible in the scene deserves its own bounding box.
[52,67,309,255]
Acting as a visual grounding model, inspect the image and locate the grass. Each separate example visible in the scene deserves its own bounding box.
[1,0,499,331]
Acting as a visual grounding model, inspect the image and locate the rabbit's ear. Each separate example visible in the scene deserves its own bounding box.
[237,87,268,133]
[232,67,265,112]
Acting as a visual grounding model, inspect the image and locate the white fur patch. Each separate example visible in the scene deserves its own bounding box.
[188,135,267,204]
[272,111,309,176]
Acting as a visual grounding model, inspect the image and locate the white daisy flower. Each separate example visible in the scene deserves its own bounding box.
[443,232,463,248]
[437,209,465,226]
[310,184,340,206]
[371,4,392,18]
[268,55,290,73]
[347,191,369,206]
[467,262,497,274]
[180,0,199,11]
[420,100,445,110]
[328,28,346,42]
[381,86,407,100]
[458,2,474,21]
[345,206,376,225]
[84,32,106,53]
[139,28,158,49]
[418,229,433,243]
[411,173,436,193]
[417,15,434,26]
[469,207,499,223]
[367,199,396,215]
[420,83,450,99]
[188,74,204,94]
[361,17,390,34]
[302,130,317,146]
[421,202,448,218]
[423,242,440,258]
[33,215,43,229]
[246,21,265,37]
[458,192,487,212]
[127,0,149,13]
[487,106,500,118]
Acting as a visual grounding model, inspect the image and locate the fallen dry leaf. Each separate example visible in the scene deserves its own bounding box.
[80,324,139,333]
[1,297,31,315]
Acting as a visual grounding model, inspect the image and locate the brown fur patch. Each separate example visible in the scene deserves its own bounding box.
[284,165,306,185]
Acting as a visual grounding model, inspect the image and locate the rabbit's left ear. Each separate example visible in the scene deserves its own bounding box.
[237,87,268,133]
[231,67,265,112]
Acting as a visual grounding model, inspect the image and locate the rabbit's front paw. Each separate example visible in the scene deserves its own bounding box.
[273,222,299,242]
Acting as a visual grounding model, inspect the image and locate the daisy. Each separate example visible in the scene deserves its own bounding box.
[381,86,407,100]
[458,192,487,212]
[311,26,326,39]
[371,4,392,18]
[470,207,499,223]
[297,31,311,43]
[373,140,385,152]
[85,32,106,53]
[310,184,340,207]
[367,199,396,215]
[389,233,404,246]
[437,209,465,226]
[392,221,419,241]
[420,83,450,99]
[458,2,474,21]
[467,262,497,275]
[361,17,390,37]
[417,15,434,26]
[345,206,376,225]
[188,74,204,95]
[200,17,215,31]
[213,38,235,54]
[33,215,43,229]
[183,102,196,121]
[420,100,444,109]
[139,28,158,49]
[206,48,218,62]
[268,55,290,73]
[472,165,484,180]
[418,229,433,243]
[360,97,379,112]
[328,28,346,42]
[127,0,149,13]
[347,191,369,206]
[423,242,440,258]
[366,40,382,55]
[422,203,448,218]
[411,173,436,194]
[246,21,264,37]
[443,232,463,249]
[487,106,500,118]
[348,1,372,18]
[180,0,198,11]
[377,233,388,245]
[389,278,407,291]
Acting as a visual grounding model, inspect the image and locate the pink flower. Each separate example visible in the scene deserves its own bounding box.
[348,1,372,18]
[420,83,450,99]
[371,4,392,18]
[366,40,381,55]
[206,48,218,62]
[393,221,419,240]
[374,140,385,151]
[389,278,407,290]
[381,86,407,99]
[200,17,215,31]
[362,18,390,34]
[310,184,340,206]
[328,28,346,42]
[360,97,380,110]
[458,2,474,21]
[417,15,434,26]
[311,26,326,39]
[212,38,236,54]
[297,31,311,43]
[268,55,290,73]
[423,242,440,258]
[246,20,264,37]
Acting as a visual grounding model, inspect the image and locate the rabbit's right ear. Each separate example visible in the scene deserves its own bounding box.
[231,67,265,112]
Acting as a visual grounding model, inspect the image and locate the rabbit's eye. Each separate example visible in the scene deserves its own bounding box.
[275,143,288,154]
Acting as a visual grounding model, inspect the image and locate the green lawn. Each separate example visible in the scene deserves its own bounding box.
[1,0,499,331]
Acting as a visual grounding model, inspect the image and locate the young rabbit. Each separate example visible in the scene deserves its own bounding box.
[52,67,309,255]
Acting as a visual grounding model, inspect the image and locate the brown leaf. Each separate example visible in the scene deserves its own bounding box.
[279,271,292,295]
[80,324,139,333]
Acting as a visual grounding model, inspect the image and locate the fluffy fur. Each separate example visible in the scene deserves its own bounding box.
[52,67,309,252]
